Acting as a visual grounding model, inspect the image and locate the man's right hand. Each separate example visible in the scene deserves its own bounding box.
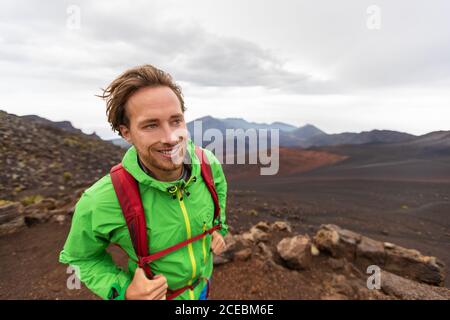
[125,268,168,300]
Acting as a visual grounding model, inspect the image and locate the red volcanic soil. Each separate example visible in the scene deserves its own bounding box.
[223,147,348,180]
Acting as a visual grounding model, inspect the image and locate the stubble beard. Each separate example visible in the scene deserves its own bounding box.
[143,140,186,173]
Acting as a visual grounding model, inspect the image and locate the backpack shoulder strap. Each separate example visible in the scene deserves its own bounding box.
[110,163,153,278]
[194,146,221,223]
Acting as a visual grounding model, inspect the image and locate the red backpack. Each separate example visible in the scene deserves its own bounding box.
[110,146,222,300]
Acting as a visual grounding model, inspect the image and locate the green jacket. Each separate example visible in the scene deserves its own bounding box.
[59,139,228,300]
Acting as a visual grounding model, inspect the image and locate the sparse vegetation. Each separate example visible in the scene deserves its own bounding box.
[14,185,25,193]
[63,171,73,182]
[0,199,14,207]
[63,137,79,147]
[20,195,44,206]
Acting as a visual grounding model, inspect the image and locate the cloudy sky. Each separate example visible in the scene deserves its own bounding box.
[1,0,449,139]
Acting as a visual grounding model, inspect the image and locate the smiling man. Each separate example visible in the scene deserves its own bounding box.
[59,64,228,300]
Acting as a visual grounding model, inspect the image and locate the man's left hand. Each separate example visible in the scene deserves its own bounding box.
[211,231,226,255]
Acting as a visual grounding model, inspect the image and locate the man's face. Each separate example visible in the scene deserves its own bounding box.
[119,86,188,175]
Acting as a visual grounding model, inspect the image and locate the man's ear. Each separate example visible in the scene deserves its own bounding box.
[119,125,132,144]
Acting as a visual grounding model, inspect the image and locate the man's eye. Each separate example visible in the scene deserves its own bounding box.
[145,124,157,129]
[173,119,182,125]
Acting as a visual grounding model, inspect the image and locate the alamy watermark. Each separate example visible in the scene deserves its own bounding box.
[66,265,81,290]
[176,120,280,176]
[366,265,381,290]
[66,5,81,30]
[366,5,382,30]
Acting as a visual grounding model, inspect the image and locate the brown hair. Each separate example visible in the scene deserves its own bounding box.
[99,64,185,137]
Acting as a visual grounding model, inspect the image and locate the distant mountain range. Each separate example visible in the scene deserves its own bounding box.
[20,113,445,151]
[186,116,417,148]
[3,110,449,186]
[108,116,449,150]
[11,115,450,153]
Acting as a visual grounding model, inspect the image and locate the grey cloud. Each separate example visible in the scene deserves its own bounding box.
[0,0,449,99]
[0,0,334,94]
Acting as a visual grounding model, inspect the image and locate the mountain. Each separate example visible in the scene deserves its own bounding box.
[22,114,100,139]
[186,116,419,148]
[0,110,124,201]
[271,121,298,132]
[109,138,131,149]
[306,129,416,147]
[221,117,298,132]
[292,124,326,140]
[398,130,450,148]
[187,116,299,134]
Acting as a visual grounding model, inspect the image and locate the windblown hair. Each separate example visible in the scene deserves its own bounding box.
[99,64,185,137]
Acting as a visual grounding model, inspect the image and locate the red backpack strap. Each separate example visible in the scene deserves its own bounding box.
[194,146,221,224]
[110,163,153,279]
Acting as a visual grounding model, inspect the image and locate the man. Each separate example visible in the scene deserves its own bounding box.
[59,64,228,300]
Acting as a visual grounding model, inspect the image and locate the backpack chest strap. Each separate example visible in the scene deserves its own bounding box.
[139,223,222,266]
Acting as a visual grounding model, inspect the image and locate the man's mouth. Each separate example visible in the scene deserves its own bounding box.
[155,144,181,158]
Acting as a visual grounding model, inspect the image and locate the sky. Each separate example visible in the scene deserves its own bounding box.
[1,0,449,140]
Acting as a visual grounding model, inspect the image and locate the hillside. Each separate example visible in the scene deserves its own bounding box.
[0,110,124,202]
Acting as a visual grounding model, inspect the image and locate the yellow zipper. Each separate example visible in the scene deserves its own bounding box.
[202,222,207,264]
[177,189,196,300]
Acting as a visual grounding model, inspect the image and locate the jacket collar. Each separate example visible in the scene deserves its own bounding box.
[121,139,200,192]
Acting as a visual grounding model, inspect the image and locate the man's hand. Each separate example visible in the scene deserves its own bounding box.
[211,231,226,255]
[125,268,168,300]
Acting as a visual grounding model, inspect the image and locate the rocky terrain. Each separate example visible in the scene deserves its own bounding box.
[0,217,448,300]
[0,110,123,232]
[0,110,449,299]
[211,221,449,300]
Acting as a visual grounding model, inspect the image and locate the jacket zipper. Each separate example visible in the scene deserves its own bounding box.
[202,222,207,264]
[177,189,196,300]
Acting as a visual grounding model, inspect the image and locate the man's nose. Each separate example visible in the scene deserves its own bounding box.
[160,123,179,144]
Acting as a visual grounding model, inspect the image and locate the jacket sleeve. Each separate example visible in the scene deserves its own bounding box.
[59,192,132,300]
[203,148,229,238]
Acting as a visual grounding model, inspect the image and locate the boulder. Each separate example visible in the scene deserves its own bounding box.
[254,221,270,232]
[314,224,446,287]
[213,254,231,266]
[24,212,51,226]
[0,202,25,236]
[52,214,66,224]
[384,244,445,286]
[355,236,385,269]
[271,221,292,233]
[0,202,23,224]
[234,248,252,261]
[241,226,269,244]
[276,235,312,270]
[313,224,359,261]
[380,271,450,300]
[313,224,339,253]
[257,242,273,260]
[223,233,237,253]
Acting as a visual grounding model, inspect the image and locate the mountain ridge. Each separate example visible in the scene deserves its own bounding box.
[6,111,447,150]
